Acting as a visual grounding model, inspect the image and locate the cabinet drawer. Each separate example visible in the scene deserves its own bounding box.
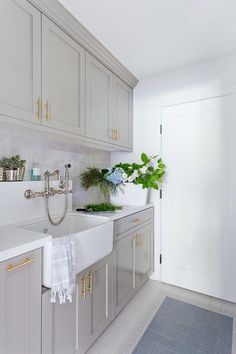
[114,208,153,240]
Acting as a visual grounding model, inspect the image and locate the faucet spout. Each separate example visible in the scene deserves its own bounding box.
[44,169,60,179]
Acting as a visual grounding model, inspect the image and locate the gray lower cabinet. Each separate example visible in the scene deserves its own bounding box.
[76,254,113,354]
[42,290,76,354]
[42,254,113,354]
[42,208,154,354]
[113,222,154,318]
[0,249,41,354]
[112,232,135,317]
[135,223,154,289]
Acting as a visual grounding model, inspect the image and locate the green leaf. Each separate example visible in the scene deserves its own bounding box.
[158,163,165,169]
[141,153,149,164]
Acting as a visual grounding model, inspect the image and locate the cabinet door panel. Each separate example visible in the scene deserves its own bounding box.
[0,0,41,123]
[113,233,135,316]
[86,53,113,142]
[42,290,76,354]
[42,16,85,135]
[113,77,133,149]
[140,224,153,280]
[134,223,154,289]
[76,271,91,354]
[0,249,41,354]
[76,256,112,354]
[90,261,109,333]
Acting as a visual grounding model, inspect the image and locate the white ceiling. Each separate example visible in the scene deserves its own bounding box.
[59,0,236,79]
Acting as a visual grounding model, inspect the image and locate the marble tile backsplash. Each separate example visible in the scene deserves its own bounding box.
[0,131,111,207]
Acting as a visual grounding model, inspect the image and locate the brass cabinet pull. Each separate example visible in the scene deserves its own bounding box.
[133,234,142,247]
[138,234,142,247]
[110,129,118,140]
[86,273,93,295]
[131,218,141,224]
[135,234,139,247]
[7,257,34,272]
[45,100,49,120]
[110,129,115,140]
[79,276,86,299]
[35,97,41,119]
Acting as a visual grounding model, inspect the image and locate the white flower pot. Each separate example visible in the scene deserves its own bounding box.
[110,183,148,206]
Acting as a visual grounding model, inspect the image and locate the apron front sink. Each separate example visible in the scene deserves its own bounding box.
[21,213,113,287]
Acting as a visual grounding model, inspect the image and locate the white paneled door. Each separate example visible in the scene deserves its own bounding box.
[161,94,236,302]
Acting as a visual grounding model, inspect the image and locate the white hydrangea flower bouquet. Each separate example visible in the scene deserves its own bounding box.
[106,153,165,190]
[80,153,165,204]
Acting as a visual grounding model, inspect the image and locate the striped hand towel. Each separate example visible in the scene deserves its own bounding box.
[50,235,76,304]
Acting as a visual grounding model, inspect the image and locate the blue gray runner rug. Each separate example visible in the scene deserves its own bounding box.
[133,297,233,354]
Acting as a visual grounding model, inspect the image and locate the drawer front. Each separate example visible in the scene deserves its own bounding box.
[114,208,153,240]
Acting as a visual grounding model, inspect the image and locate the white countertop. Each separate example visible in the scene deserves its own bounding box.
[75,203,154,221]
[0,204,153,262]
[0,226,51,262]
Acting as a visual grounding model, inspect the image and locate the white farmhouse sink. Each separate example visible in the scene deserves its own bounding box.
[21,213,113,288]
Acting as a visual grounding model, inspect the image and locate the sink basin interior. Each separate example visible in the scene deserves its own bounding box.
[21,214,108,237]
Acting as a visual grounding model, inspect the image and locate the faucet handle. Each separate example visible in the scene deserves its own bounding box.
[59,180,66,189]
[24,189,34,199]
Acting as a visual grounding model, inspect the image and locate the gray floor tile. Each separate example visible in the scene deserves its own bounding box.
[88,281,236,354]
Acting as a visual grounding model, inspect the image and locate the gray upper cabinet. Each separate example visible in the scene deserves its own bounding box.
[42,15,86,135]
[0,249,41,354]
[0,1,134,150]
[0,0,41,124]
[86,52,133,149]
[113,77,133,149]
[86,53,113,143]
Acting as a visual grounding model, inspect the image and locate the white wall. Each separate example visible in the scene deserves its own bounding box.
[0,126,110,209]
[111,53,236,280]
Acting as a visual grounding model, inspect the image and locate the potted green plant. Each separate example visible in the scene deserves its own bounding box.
[80,153,166,206]
[0,155,26,182]
[80,167,117,198]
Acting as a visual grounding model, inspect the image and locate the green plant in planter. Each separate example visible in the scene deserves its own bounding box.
[0,155,26,169]
[80,153,166,197]
[80,167,116,198]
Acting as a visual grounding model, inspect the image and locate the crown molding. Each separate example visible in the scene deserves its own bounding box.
[28,0,138,88]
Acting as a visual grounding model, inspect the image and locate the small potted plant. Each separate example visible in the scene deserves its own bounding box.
[0,155,26,182]
[80,167,117,198]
